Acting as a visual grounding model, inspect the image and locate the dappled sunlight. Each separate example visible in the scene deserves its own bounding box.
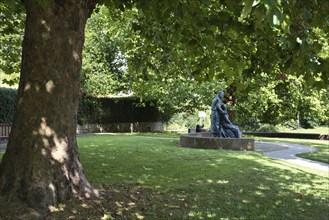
[73,134,329,219]
[40,19,51,31]
[33,117,69,164]
[216,180,229,184]
[188,210,217,218]
[72,50,80,62]
[254,190,266,198]
[0,113,97,212]
[45,80,55,93]
[24,82,31,91]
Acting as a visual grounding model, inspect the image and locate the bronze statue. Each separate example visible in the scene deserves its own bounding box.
[211,91,224,137]
[211,91,241,138]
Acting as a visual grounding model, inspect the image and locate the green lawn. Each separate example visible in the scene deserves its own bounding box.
[0,134,328,219]
[67,135,329,218]
[136,132,329,164]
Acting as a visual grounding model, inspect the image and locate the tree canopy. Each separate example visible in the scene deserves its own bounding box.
[0,0,328,216]
[82,0,329,127]
[0,2,24,86]
[1,0,328,125]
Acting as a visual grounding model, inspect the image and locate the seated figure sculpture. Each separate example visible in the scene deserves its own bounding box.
[211,91,224,137]
[218,103,241,138]
[211,91,241,138]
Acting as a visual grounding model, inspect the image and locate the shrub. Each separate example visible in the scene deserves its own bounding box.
[165,112,200,131]
[78,96,171,125]
[300,116,320,129]
[257,124,280,132]
[280,119,298,130]
[0,88,17,123]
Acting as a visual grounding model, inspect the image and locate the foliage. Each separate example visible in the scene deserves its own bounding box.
[278,119,299,130]
[257,124,280,132]
[234,75,328,130]
[0,2,24,86]
[0,87,17,123]
[102,1,329,126]
[1,2,328,128]
[0,0,327,215]
[78,96,170,125]
[82,6,129,96]
[165,111,200,131]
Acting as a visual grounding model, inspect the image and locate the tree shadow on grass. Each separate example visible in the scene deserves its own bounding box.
[14,152,325,219]
[167,155,329,219]
[71,136,329,219]
[3,135,326,219]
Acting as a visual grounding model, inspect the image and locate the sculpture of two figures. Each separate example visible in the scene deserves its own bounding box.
[211,91,241,138]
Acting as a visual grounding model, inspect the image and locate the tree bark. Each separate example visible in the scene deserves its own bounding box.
[0,0,97,212]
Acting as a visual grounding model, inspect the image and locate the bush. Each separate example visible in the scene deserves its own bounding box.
[78,96,171,125]
[280,119,298,130]
[257,124,280,132]
[235,116,261,132]
[0,88,17,123]
[165,112,200,131]
[300,116,320,129]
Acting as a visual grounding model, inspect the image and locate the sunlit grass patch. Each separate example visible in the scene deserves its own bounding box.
[74,134,329,219]
[0,134,328,219]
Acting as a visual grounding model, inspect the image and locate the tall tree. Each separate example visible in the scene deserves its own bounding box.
[0,0,328,216]
[81,5,129,96]
[0,0,97,213]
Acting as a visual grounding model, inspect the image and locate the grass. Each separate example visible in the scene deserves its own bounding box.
[61,135,329,219]
[0,134,328,219]
[139,132,329,164]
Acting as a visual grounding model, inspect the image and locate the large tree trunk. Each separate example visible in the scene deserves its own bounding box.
[0,0,97,212]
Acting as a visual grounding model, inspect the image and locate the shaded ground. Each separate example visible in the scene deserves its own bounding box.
[0,184,189,220]
[0,135,328,219]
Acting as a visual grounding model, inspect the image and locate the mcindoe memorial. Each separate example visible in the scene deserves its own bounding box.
[180,91,254,151]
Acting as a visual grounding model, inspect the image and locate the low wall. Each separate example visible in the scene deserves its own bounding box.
[180,132,254,151]
[243,132,329,140]
[77,122,164,134]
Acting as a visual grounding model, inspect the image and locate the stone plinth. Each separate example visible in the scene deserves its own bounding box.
[179,132,254,151]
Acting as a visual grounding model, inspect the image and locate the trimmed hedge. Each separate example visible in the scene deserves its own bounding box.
[0,88,17,123]
[78,96,170,125]
[243,131,329,140]
[0,90,170,125]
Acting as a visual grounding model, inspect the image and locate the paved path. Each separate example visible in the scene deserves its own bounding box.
[255,141,329,172]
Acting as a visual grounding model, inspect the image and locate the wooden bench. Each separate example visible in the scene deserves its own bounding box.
[0,123,11,140]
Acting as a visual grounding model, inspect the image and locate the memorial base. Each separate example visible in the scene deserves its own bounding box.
[179,132,254,151]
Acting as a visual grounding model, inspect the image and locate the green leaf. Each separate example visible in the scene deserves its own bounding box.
[272,7,282,26]
[241,0,254,19]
